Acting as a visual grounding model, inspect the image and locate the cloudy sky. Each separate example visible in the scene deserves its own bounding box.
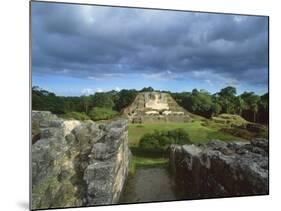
[32,2,268,96]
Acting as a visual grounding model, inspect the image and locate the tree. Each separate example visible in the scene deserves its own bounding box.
[183,89,214,118]
[64,96,84,112]
[32,87,65,114]
[241,92,260,122]
[217,86,237,114]
[140,87,154,92]
[32,86,44,110]
[257,93,269,124]
[170,92,191,107]
[234,96,246,116]
[210,103,222,117]
[81,95,92,113]
[31,86,268,124]
[219,86,237,97]
[192,88,199,96]
[114,89,138,112]
[92,92,114,109]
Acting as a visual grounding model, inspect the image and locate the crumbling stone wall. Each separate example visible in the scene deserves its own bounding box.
[169,139,269,199]
[32,111,130,209]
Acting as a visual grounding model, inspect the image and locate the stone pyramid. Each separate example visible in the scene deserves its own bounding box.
[123,92,192,123]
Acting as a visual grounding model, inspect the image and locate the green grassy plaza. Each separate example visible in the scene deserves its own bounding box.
[127,119,246,173]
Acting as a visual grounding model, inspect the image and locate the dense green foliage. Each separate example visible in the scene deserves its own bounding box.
[129,121,242,148]
[32,86,65,114]
[257,93,269,124]
[139,129,192,153]
[62,111,90,120]
[183,89,221,118]
[240,92,260,123]
[171,86,268,124]
[170,92,190,106]
[32,86,137,121]
[92,93,114,109]
[140,86,154,92]
[32,86,268,124]
[113,89,138,112]
[88,107,118,121]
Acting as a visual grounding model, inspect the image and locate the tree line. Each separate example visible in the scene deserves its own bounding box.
[32,86,268,124]
[170,87,268,124]
[32,86,138,120]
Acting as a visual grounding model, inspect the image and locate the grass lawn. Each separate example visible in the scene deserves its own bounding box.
[128,156,168,175]
[128,120,244,147]
[128,120,246,173]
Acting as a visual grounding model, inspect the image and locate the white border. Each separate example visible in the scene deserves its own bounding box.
[0,0,280,211]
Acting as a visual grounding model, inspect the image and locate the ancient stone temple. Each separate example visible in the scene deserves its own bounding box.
[123,92,192,123]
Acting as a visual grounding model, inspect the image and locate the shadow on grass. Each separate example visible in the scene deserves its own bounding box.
[130,146,168,158]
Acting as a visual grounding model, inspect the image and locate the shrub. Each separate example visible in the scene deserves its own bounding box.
[63,111,90,120]
[88,107,119,121]
[139,134,162,153]
[139,129,191,154]
[167,128,191,145]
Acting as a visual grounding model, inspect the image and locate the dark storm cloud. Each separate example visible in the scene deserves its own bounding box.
[32,2,268,85]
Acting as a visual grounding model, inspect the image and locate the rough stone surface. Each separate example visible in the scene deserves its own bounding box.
[32,111,130,209]
[169,139,269,199]
[123,92,192,123]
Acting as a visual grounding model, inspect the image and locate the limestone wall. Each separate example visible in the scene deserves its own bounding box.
[144,92,169,110]
[123,92,192,123]
[31,111,130,209]
[169,139,269,199]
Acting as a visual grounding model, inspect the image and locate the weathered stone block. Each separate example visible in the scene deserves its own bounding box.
[31,111,130,209]
[169,139,269,199]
